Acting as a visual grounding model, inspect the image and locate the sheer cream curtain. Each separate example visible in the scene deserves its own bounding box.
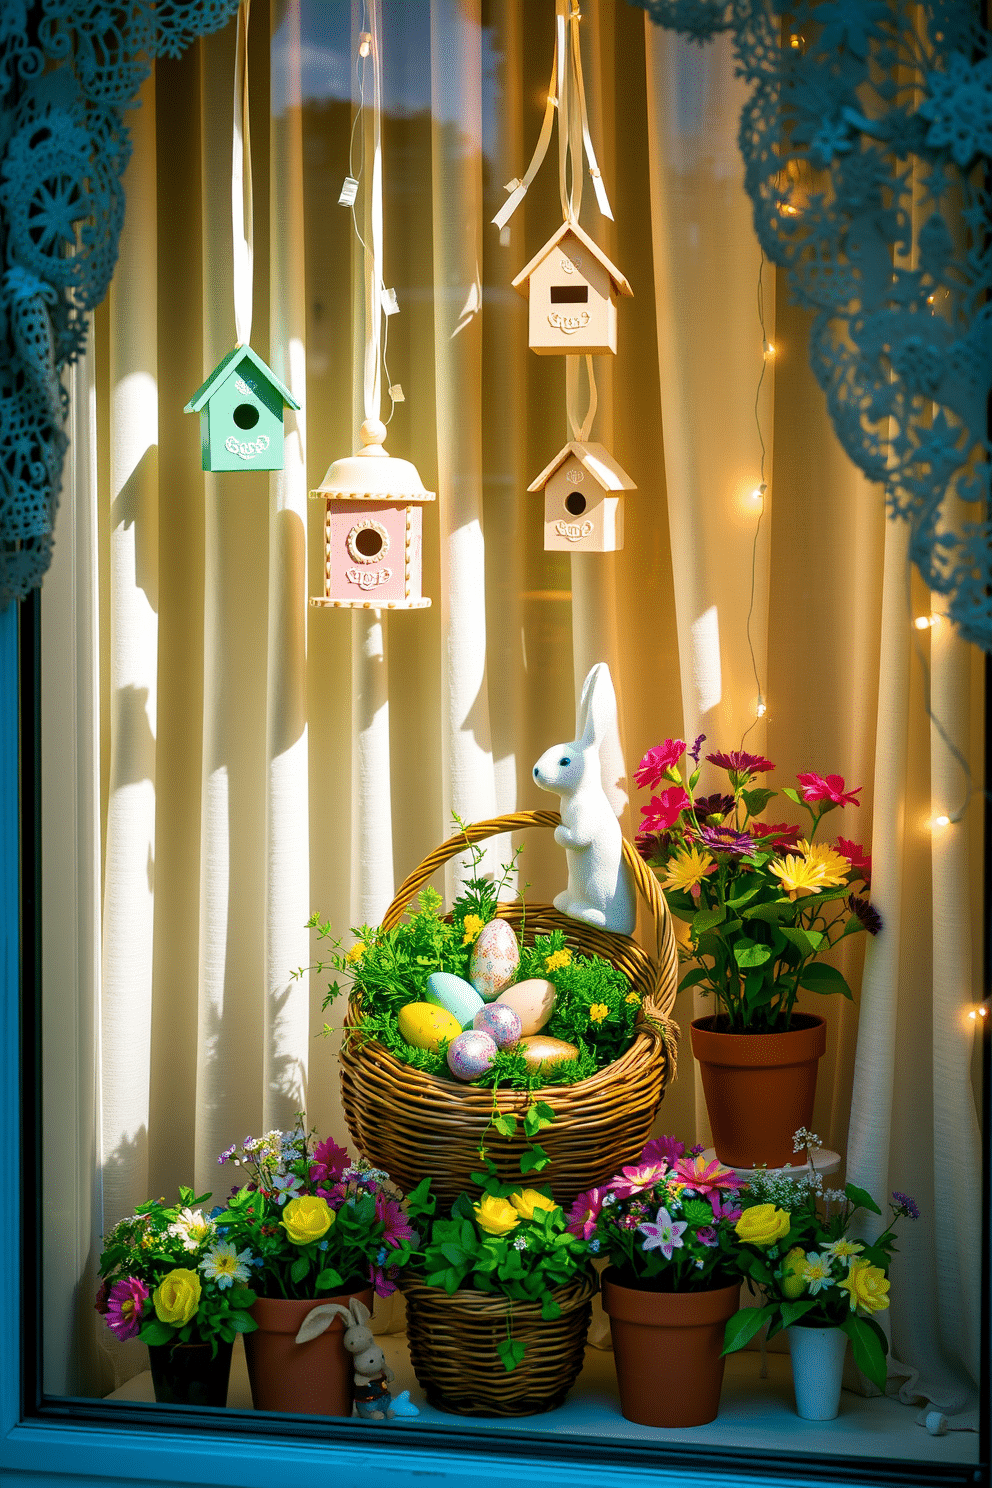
[40,0,981,1421]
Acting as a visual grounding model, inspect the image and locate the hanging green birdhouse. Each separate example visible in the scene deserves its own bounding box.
[184,345,300,473]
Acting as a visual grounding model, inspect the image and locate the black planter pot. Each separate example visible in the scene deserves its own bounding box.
[148,1338,233,1406]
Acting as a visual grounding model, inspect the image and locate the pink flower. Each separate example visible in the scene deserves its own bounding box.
[610,1161,668,1199]
[752,821,803,848]
[640,1135,684,1168]
[375,1193,416,1249]
[837,837,871,886]
[796,773,862,808]
[105,1277,149,1342]
[709,1193,743,1223]
[565,1187,605,1239]
[673,1154,740,1198]
[640,787,691,834]
[635,740,685,789]
[94,1279,110,1316]
[696,1225,718,1247]
[706,750,775,777]
[310,1136,349,1190]
[369,1263,400,1298]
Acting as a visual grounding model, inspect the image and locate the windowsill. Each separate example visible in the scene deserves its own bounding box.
[106,1333,979,1467]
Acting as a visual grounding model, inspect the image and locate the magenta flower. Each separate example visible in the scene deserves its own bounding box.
[310,1135,349,1190]
[752,821,803,848]
[105,1277,149,1342]
[638,1206,687,1260]
[640,1135,684,1168]
[641,787,691,834]
[709,1193,743,1223]
[369,1262,400,1298]
[673,1154,740,1198]
[696,1225,718,1248]
[706,750,775,777]
[375,1193,416,1249]
[837,837,872,886]
[698,825,756,856]
[610,1161,668,1199]
[796,772,862,808]
[94,1279,110,1316]
[566,1187,605,1239]
[635,740,685,789]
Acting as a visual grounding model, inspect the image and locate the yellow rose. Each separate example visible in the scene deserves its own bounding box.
[735,1203,791,1248]
[153,1268,202,1327]
[473,1195,520,1236]
[781,1246,808,1299]
[837,1258,890,1314]
[282,1195,334,1245]
[510,1189,559,1221]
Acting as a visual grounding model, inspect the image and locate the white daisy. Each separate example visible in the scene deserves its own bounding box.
[200,1241,253,1289]
[167,1208,214,1253]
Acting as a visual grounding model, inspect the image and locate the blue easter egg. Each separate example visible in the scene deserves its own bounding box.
[425,971,484,1030]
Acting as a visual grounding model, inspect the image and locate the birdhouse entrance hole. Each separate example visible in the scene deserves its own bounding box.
[564,491,587,515]
[354,527,384,557]
[550,285,588,303]
[233,402,260,429]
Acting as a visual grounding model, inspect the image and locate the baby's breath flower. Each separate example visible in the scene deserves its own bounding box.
[793,1128,822,1152]
[512,1234,528,1251]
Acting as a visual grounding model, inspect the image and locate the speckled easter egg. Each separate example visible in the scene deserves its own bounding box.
[425,971,484,1030]
[397,1001,463,1052]
[517,1034,579,1074]
[472,1002,522,1049]
[447,1029,498,1081]
[469,918,520,1002]
[493,978,556,1036]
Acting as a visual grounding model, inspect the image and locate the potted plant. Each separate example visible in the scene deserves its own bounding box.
[584,1134,745,1427]
[214,1118,419,1416]
[724,1130,919,1419]
[397,1176,596,1416]
[635,736,881,1166]
[96,1188,258,1406]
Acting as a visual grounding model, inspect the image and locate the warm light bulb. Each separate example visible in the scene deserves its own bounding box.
[789,32,804,48]
[968,1006,988,1021]
[780,202,800,218]
[914,613,941,630]
[751,482,767,502]
[932,814,951,828]
[358,31,372,56]
[756,700,767,718]
[763,339,776,359]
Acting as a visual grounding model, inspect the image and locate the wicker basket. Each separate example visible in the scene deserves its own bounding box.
[339,810,680,1211]
[399,1271,597,1416]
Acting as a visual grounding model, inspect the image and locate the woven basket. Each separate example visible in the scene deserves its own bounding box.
[399,1271,597,1416]
[339,810,680,1211]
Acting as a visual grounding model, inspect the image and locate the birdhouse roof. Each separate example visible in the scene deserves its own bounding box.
[511,220,633,298]
[527,441,637,494]
[184,344,301,413]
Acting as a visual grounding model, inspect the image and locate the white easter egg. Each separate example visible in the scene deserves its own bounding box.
[473,1002,522,1049]
[493,978,556,1036]
[469,918,520,1002]
[425,971,484,1030]
[447,1030,498,1081]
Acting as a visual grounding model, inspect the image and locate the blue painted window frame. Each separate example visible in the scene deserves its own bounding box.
[0,594,988,1488]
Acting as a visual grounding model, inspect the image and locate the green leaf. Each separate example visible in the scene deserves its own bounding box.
[493,1113,517,1138]
[316,1268,344,1290]
[733,939,773,969]
[779,925,822,958]
[742,788,775,816]
[722,1304,776,1355]
[138,1319,175,1347]
[726,885,761,911]
[678,966,712,993]
[497,1337,526,1372]
[742,900,795,924]
[844,1182,882,1216]
[842,1313,888,1392]
[228,1312,257,1334]
[540,1295,562,1321]
[799,962,853,998]
[782,787,801,804]
[440,1243,468,1265]
[692,904,727,936]
[780,1299,818,1329]
[524,1102,555,1137]
[520,1143,550,1174]
[227,1287,256,1310]
[289,1256,310,1284]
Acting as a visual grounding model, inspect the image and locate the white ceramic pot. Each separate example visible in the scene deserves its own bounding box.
[786,1324,848,1420]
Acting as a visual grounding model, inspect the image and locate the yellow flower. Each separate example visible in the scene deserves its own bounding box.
[823,1238,864,1263]
[781,1246,807,1299]
[662,846,716,897]
[735,1203,792,1248]
[282,1195,334,1245]
[510,1189,559,1221]
[799,840,850,888]
[545,948,572,973]
[837,1258,890,1314]
[461,914,485,946]
[625,992,641,1006]
[768,853,827,900]
[588,1003,609,1024]
[345,942,365,965]
[153,1268,202,1327]
[473,1195,520,1236]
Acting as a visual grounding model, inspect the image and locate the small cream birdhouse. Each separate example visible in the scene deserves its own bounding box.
[528,440,635,553]
[511,221,632,356]
[310,419,434,610]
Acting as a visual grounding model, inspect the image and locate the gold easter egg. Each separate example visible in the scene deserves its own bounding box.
[398,1001,463,1051]
[516,1034,579,1074]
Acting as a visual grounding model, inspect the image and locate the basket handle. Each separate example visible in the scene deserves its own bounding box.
[379,809,680,1023]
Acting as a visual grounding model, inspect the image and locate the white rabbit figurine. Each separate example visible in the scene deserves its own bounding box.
[295,1296,420,1419]
[532,662,636,936]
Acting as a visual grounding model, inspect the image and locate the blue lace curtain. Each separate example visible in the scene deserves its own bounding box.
[0,0,240,608]
[634,0,992,651]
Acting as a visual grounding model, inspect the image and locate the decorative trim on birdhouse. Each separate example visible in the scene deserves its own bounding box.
[184,345,301,472]
[527,440,635,554]
[511,221,632,357]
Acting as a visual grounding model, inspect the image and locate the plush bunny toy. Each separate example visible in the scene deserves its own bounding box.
[532,661,636,936]
[295,1296,419,1419]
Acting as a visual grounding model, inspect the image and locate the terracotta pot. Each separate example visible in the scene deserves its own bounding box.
[690,1012,827,1168]
[244,1288,374,1416]
[148,1338,233,1406]
[600,1270,741,1427]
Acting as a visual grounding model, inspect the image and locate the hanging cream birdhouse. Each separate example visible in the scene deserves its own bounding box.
[184,345,301,472]
[310,419,434,610]
[511,221,632,357]
[528,440,634,553]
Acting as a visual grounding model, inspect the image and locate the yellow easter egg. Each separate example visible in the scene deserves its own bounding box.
[398,1002,463,1051]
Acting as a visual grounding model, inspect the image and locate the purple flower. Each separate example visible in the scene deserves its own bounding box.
[847,894,882,935]
[105,1277,149,1342]
[638,1206,687,1260]
[892,1191,920,1220]
[370,1262,400,1298]
[635,740,685,790]
[94,1279,110,1315]
[217,1143,237,1165]
[706,750,775,777]
[310,1135,350,1189]
[696,1225,718,1248]
[689,734,706,764]
[709,1193,743,1222]
[375,1193,416,1249]
[641,1135,685,1167]
[698,825,756,856]
[692,793,734,823]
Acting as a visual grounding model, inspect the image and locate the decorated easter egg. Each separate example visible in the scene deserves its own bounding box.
[447,1029,498,1081]
[472,1002,522,1049]
[426,971,484,1030]
[517,1034,579,1074]
[493,978,556,1036]
[398,1001,463,1052]
[469,918,520,1002]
